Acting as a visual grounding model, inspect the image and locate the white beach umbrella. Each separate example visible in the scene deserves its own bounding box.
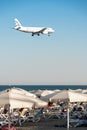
[9,87,37,98]
[82,89,87,94]
[0,88,34,109]
[41,90,54,97]
[51,90,87,129]
[40,91,60,102]
[33,89,43,97]
[0,87,47,109]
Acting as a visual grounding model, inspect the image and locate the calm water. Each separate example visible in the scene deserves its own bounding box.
[0,85,87,91]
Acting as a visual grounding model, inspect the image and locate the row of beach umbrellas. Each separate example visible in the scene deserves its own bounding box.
[0,87,87,129]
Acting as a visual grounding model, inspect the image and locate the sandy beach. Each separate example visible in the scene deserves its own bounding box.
[17,118,87,130]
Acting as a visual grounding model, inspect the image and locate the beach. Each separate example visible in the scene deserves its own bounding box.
[17,118,87,130]
[0,87,87,130]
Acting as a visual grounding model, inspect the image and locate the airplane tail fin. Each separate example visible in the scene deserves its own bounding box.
[14,18,22,29]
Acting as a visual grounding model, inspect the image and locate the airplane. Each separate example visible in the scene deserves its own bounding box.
[14,18,54,36]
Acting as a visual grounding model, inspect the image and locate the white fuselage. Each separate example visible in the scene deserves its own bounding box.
[16,26,54,35]
[20,27,44,33]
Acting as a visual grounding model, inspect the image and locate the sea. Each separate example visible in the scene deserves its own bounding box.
[0,85,87,91]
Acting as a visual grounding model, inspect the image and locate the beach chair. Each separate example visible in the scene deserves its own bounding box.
[74,119,87,127]
[0,113,11,127]
[33,108,45,122]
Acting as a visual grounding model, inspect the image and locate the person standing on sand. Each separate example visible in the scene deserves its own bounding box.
[47,99,53,108]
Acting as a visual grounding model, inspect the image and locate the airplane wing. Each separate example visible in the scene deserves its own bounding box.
[35,27,47,34]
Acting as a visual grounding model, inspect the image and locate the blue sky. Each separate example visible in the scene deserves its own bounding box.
[0,0,87,85]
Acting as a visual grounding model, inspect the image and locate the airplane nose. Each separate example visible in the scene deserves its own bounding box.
[52,29,55,32]
[53,29,55,32]
[48,28,55,33]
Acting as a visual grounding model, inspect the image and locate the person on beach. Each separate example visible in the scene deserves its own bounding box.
[33,107,44,122]
[47,99,53,108]
[74,115,87,127]
[20,108,29,117]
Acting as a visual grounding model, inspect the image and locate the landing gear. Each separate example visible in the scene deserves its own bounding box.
[37,34,40,36]
[31,33,40,36]
[32,33,34,36]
